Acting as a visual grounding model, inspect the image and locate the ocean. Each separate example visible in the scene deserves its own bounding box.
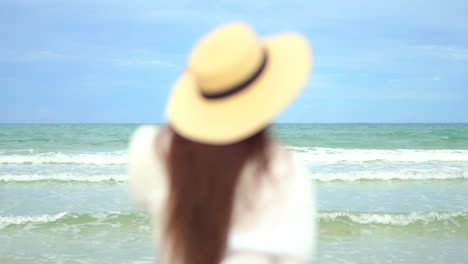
[1,123,467,263]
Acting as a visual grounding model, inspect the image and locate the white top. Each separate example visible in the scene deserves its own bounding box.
[128,125,316,264]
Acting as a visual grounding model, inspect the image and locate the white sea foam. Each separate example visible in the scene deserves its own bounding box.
[2,211,466,230]
[1,148,467,165]
[319,211,468,225]
[0,212,68,229]
[310,171,468,182]
[0,211,144,230]
[0,174,128,182]
[288,147,468,163]
[0,151,127,165]
[0,149,35,155]
[2,171,465,183]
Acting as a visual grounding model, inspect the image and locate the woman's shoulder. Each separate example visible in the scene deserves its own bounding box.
[266,139,307,178]
[129,125,173,156]
[128,125,169,210]
[129,125,160,150]
[128,126,157,159]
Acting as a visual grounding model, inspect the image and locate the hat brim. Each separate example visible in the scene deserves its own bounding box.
[167,33,312,145]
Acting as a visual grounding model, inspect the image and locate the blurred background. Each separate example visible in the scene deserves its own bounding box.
[1,0,467,123]
[1,1,468,264]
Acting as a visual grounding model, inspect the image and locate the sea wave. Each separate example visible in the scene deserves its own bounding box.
[2,210,467,230]
[0,149,35,155]
[2,148,468,165]
[0,211,148,230]
[0,151,127,165]
[310,171,468,182]
[0,174,128,183]
[289,147,468,163]
[319,211,468,226]
[2,171,466,183]
[0,212,69,229]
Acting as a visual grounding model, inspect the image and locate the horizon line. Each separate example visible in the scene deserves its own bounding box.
[1,122,468,125]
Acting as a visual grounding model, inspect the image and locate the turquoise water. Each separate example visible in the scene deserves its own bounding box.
[1,124,468,263]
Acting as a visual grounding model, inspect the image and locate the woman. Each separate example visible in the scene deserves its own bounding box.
[129,22,316,264]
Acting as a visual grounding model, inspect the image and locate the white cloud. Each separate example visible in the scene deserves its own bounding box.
[416,45,468,61]
[375,90,453,100]
[144,7,245,25]
[115,58,176,68]
[19,50,69,61]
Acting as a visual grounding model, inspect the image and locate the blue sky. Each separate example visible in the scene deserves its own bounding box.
[1,0,467,123]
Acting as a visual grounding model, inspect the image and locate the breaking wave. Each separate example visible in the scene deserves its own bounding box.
[0,173,127,183]
[289,147,468,163]
[0,151,127,165]
[310,171,468,182]
[319,210,468,226]
[2,210,467,231]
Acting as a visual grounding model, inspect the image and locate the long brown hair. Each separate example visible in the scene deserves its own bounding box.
[156,126,270,264]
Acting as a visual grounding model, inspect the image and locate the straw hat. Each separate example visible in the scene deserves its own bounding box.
[167,22,313,145]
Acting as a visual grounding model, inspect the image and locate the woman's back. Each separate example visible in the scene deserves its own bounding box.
[129,126,316,264]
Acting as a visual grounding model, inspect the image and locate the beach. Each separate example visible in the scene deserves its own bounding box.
[1,123,467,263]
